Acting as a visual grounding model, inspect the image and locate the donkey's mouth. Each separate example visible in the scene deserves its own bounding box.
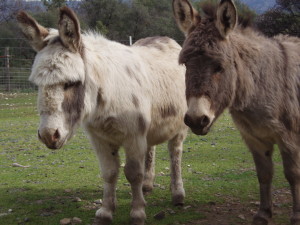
[190,126,210,136]
[42,136,69,150]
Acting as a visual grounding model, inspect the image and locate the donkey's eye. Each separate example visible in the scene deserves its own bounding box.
[214,65,223,73]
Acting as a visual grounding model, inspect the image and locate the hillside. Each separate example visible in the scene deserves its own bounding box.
[240,0,276,13]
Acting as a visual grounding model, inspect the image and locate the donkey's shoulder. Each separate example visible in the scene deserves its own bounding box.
[133,36,181,51]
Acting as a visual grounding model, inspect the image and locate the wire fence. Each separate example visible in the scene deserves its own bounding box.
[0,38,132,92]
[0,45,36,92]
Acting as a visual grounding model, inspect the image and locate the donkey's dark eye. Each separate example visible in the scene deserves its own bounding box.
[64,81,80,90]
[214,65,223,73]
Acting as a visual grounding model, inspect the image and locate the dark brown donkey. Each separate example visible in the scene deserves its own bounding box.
[173,0,300,224]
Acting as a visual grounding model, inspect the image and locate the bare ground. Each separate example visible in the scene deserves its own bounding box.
[186,188,292,225]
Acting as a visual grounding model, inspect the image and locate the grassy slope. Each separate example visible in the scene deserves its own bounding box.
[0,93,290,225]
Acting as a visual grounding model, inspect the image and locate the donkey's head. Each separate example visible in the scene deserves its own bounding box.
[173,0,238,135]
[17,7,86,149]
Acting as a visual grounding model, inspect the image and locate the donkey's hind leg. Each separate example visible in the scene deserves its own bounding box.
[278,138,300,225]
[168,132,186,206]
[242,134,274,225]
[142,146,156,194]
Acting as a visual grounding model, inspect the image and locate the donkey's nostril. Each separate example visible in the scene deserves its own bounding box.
[184,114,193,127]
[52,129,60,142]
[199,115,210,128]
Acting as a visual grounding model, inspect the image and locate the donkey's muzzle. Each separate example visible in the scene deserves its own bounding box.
[184,114,210,135]
[38,129,61,149]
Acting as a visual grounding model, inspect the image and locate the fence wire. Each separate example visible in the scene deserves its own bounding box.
[0,38,132,92]
[0,45,36,92]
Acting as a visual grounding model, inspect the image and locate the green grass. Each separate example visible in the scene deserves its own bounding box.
[0,93,291,225]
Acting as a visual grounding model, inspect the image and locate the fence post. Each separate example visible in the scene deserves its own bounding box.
[5,47,11,92]
[129,36,132,46]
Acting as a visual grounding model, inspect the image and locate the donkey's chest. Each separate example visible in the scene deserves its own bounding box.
[230,110,277,141]
[85,116,127,144]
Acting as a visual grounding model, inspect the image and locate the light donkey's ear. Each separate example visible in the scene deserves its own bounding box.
[173,0,201,35]
[216,0,237,39]
[16,11,49,52]
[58,6,82,53]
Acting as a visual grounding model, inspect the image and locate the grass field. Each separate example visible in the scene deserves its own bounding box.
[0,93,292,225]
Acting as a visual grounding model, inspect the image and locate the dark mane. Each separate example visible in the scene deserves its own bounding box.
[199,1,254,28]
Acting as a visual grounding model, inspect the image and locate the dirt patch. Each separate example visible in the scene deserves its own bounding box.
[186,188,292,225]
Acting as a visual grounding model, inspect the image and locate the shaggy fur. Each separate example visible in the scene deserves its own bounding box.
[173,0,300,224]
[17,7,187,225]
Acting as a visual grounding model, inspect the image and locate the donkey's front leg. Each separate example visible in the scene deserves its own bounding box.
[168,133,186,206]
[92,141,120,225]
[242,135,274,225]
[124,137,147,225]
[142,146,155,194]
[278,140,300,225]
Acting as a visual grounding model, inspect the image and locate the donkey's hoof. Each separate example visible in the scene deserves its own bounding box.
[130,209,146,225]
[94,208,113,225]
[172,193,185,206]
[131,217,145,225]
[142,184,153,195]
[93,216,112,225]
[252,214,272,225]
[291,214,300,225]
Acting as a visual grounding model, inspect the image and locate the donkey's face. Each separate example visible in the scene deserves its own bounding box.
[17,8,85,149]
[173,0,237,135]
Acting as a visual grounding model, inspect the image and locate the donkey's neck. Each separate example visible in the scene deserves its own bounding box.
[230,30,287,111]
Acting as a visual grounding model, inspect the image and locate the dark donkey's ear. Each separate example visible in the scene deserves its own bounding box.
[58,7,82,53]
[173,0,201,35]
[16,11,49,52]
[216,0,237,39]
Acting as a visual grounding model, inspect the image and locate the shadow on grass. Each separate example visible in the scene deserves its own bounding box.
[0,185,205,225]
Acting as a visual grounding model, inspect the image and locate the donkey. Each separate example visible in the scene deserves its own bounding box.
[173,0,300,224]
[17,7,187,225]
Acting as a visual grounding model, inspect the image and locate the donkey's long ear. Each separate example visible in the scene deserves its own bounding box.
[16,11,49,52]
[216,0,237,39]
[58,7,82,53]
[173,0,201,35]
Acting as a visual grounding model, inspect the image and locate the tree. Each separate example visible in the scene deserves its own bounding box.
[195,0,257,27]
[256,0,300,37]
[42,0,66,11]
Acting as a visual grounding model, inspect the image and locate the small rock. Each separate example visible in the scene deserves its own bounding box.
[183,205,192,210]
[94,199,102,204]
[154,211,165,220]
[121,163,125,167]
[0,213,8,217]
[72,217,82,224]
[40,212,53,217]
[159,185,166,190]
[24,217,30,222]
[73,197,82,202]
[12,163,30,168]
[8,209,13,213]
[166,208,175,214]
[60,218,72,225]
[238,214,246,220]
[64,189,72,193]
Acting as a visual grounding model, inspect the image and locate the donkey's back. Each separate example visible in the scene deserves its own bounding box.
[132,36,187,145]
